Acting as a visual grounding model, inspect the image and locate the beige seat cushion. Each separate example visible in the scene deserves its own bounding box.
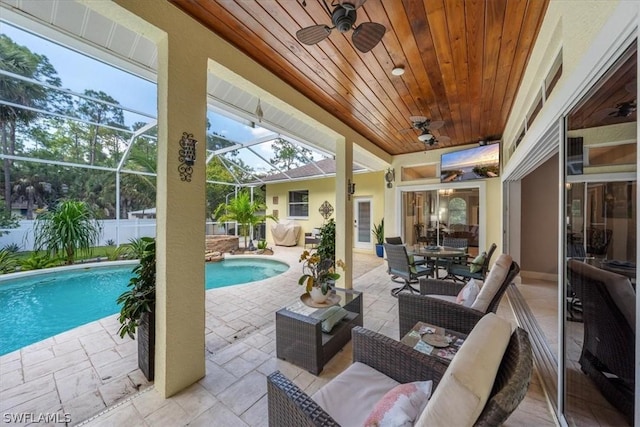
[415,313,512,426]
[470,254,512,312]
[312,362,399,426]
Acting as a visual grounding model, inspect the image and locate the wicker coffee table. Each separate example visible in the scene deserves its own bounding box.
[275,288,363,375]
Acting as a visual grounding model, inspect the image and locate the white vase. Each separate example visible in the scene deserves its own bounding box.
[309,286,330,303]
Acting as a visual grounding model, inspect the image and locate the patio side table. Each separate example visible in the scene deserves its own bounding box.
[275,288,363,375]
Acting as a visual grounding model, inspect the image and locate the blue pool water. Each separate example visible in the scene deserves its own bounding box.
[0,258,288,355]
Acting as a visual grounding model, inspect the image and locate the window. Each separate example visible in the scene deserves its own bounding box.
[448,198,467,225]
[288,190,309,217]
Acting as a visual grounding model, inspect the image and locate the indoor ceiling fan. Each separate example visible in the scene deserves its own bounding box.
[593,99,637,122]
[296,0,386,53]
[401,116,450,146]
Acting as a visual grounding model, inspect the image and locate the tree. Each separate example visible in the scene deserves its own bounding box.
[0,34,61,211]
[75,90,126,166]
[213,191,275,248]
[33,200,102,265]
[269,138,312,170]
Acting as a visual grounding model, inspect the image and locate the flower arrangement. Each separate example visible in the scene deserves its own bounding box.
[298,250,346,295]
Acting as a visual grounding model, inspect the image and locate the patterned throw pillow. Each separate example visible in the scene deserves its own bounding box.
[469,252,487,273]
[363,381,433,427]
[455,279,481,307]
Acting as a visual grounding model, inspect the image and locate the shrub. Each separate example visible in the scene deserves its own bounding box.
[0,249,18,273]
[20,253,60,271]
[3,243,20,253]
[117,237,150,260]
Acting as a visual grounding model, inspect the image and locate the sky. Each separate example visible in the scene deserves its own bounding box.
[0,22,292,172]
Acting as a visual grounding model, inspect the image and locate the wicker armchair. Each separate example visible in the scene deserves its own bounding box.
[567,259,635,424]
[267,323,532,427]
[399,254,520,336]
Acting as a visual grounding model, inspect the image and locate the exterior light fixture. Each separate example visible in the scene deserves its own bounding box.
[385,168,395,188]
[255,99,264,122]
[347,178,356,200]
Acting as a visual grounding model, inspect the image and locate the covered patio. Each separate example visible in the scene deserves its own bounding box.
[0,246,555,426]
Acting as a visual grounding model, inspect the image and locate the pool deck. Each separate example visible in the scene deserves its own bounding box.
[0,246,554,426]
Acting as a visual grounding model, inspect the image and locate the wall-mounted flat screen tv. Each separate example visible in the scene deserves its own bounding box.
[440,143,500,182]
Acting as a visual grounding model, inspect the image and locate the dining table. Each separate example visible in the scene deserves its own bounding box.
[409,246,468,279]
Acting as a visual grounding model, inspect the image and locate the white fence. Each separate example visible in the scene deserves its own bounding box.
[0,219,157,251]
[0,220,237,251]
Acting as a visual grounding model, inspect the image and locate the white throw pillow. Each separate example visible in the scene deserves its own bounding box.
[363,380,433,427]
[455,279,481,307]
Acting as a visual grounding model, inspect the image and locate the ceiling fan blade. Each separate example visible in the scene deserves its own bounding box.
[296,25,332,45]
[351,22,385,52]
[436,135,451,143]
[428,120,445,130]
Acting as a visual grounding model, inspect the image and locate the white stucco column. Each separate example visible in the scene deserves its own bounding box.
[335,137,353,289]
[155,34,206,397]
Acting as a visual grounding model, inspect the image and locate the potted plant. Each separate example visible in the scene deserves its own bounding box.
[116,237,156,381]
[316,218,336,262]
[298,250,345,303]
[372,218,384,257]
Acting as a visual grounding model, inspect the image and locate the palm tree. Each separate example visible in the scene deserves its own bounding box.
[213,191,276,248]
[33,200,102,265]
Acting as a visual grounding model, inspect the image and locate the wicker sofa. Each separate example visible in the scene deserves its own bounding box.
[267,313,532,426]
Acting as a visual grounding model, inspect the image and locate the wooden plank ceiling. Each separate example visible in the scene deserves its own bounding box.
[170,0,549,156]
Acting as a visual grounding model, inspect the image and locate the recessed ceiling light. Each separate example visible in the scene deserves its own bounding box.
[391,66,405,76]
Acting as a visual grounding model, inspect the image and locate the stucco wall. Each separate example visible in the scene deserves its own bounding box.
[265,171,385,253]
[503,0,621,156]
[521,154,559,276]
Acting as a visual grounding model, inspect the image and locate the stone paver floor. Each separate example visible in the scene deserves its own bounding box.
[0,246,554,426]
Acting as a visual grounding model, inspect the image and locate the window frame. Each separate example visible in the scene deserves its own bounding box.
[288,189,309,218]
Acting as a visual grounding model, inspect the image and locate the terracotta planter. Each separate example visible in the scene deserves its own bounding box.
[138,310,155,381]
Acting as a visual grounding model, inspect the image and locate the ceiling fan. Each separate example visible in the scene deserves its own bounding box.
[609,100,637,117]
[296,0,386,53]
[593,99,637,123]
[401,116,450,146]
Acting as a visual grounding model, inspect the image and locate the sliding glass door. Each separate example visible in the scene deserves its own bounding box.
[401,187,482,256]
[563,42,636,426]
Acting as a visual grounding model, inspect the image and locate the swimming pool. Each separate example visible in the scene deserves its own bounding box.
[0,258,288,355]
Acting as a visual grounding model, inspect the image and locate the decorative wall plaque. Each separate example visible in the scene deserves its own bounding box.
[319,201,334,220]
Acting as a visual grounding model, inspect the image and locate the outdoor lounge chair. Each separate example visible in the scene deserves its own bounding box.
[267,313,533,427]
[567,259,635,424]
[398,253,520,336]
[383,243,432,296]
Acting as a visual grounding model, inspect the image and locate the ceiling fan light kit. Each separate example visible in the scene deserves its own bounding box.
[418,131,434,142]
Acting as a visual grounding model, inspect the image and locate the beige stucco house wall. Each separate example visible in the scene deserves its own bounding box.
[265,171,385,253]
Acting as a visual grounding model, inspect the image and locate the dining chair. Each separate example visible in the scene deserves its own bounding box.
[383,243,432,296]
[447,243,497,283]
